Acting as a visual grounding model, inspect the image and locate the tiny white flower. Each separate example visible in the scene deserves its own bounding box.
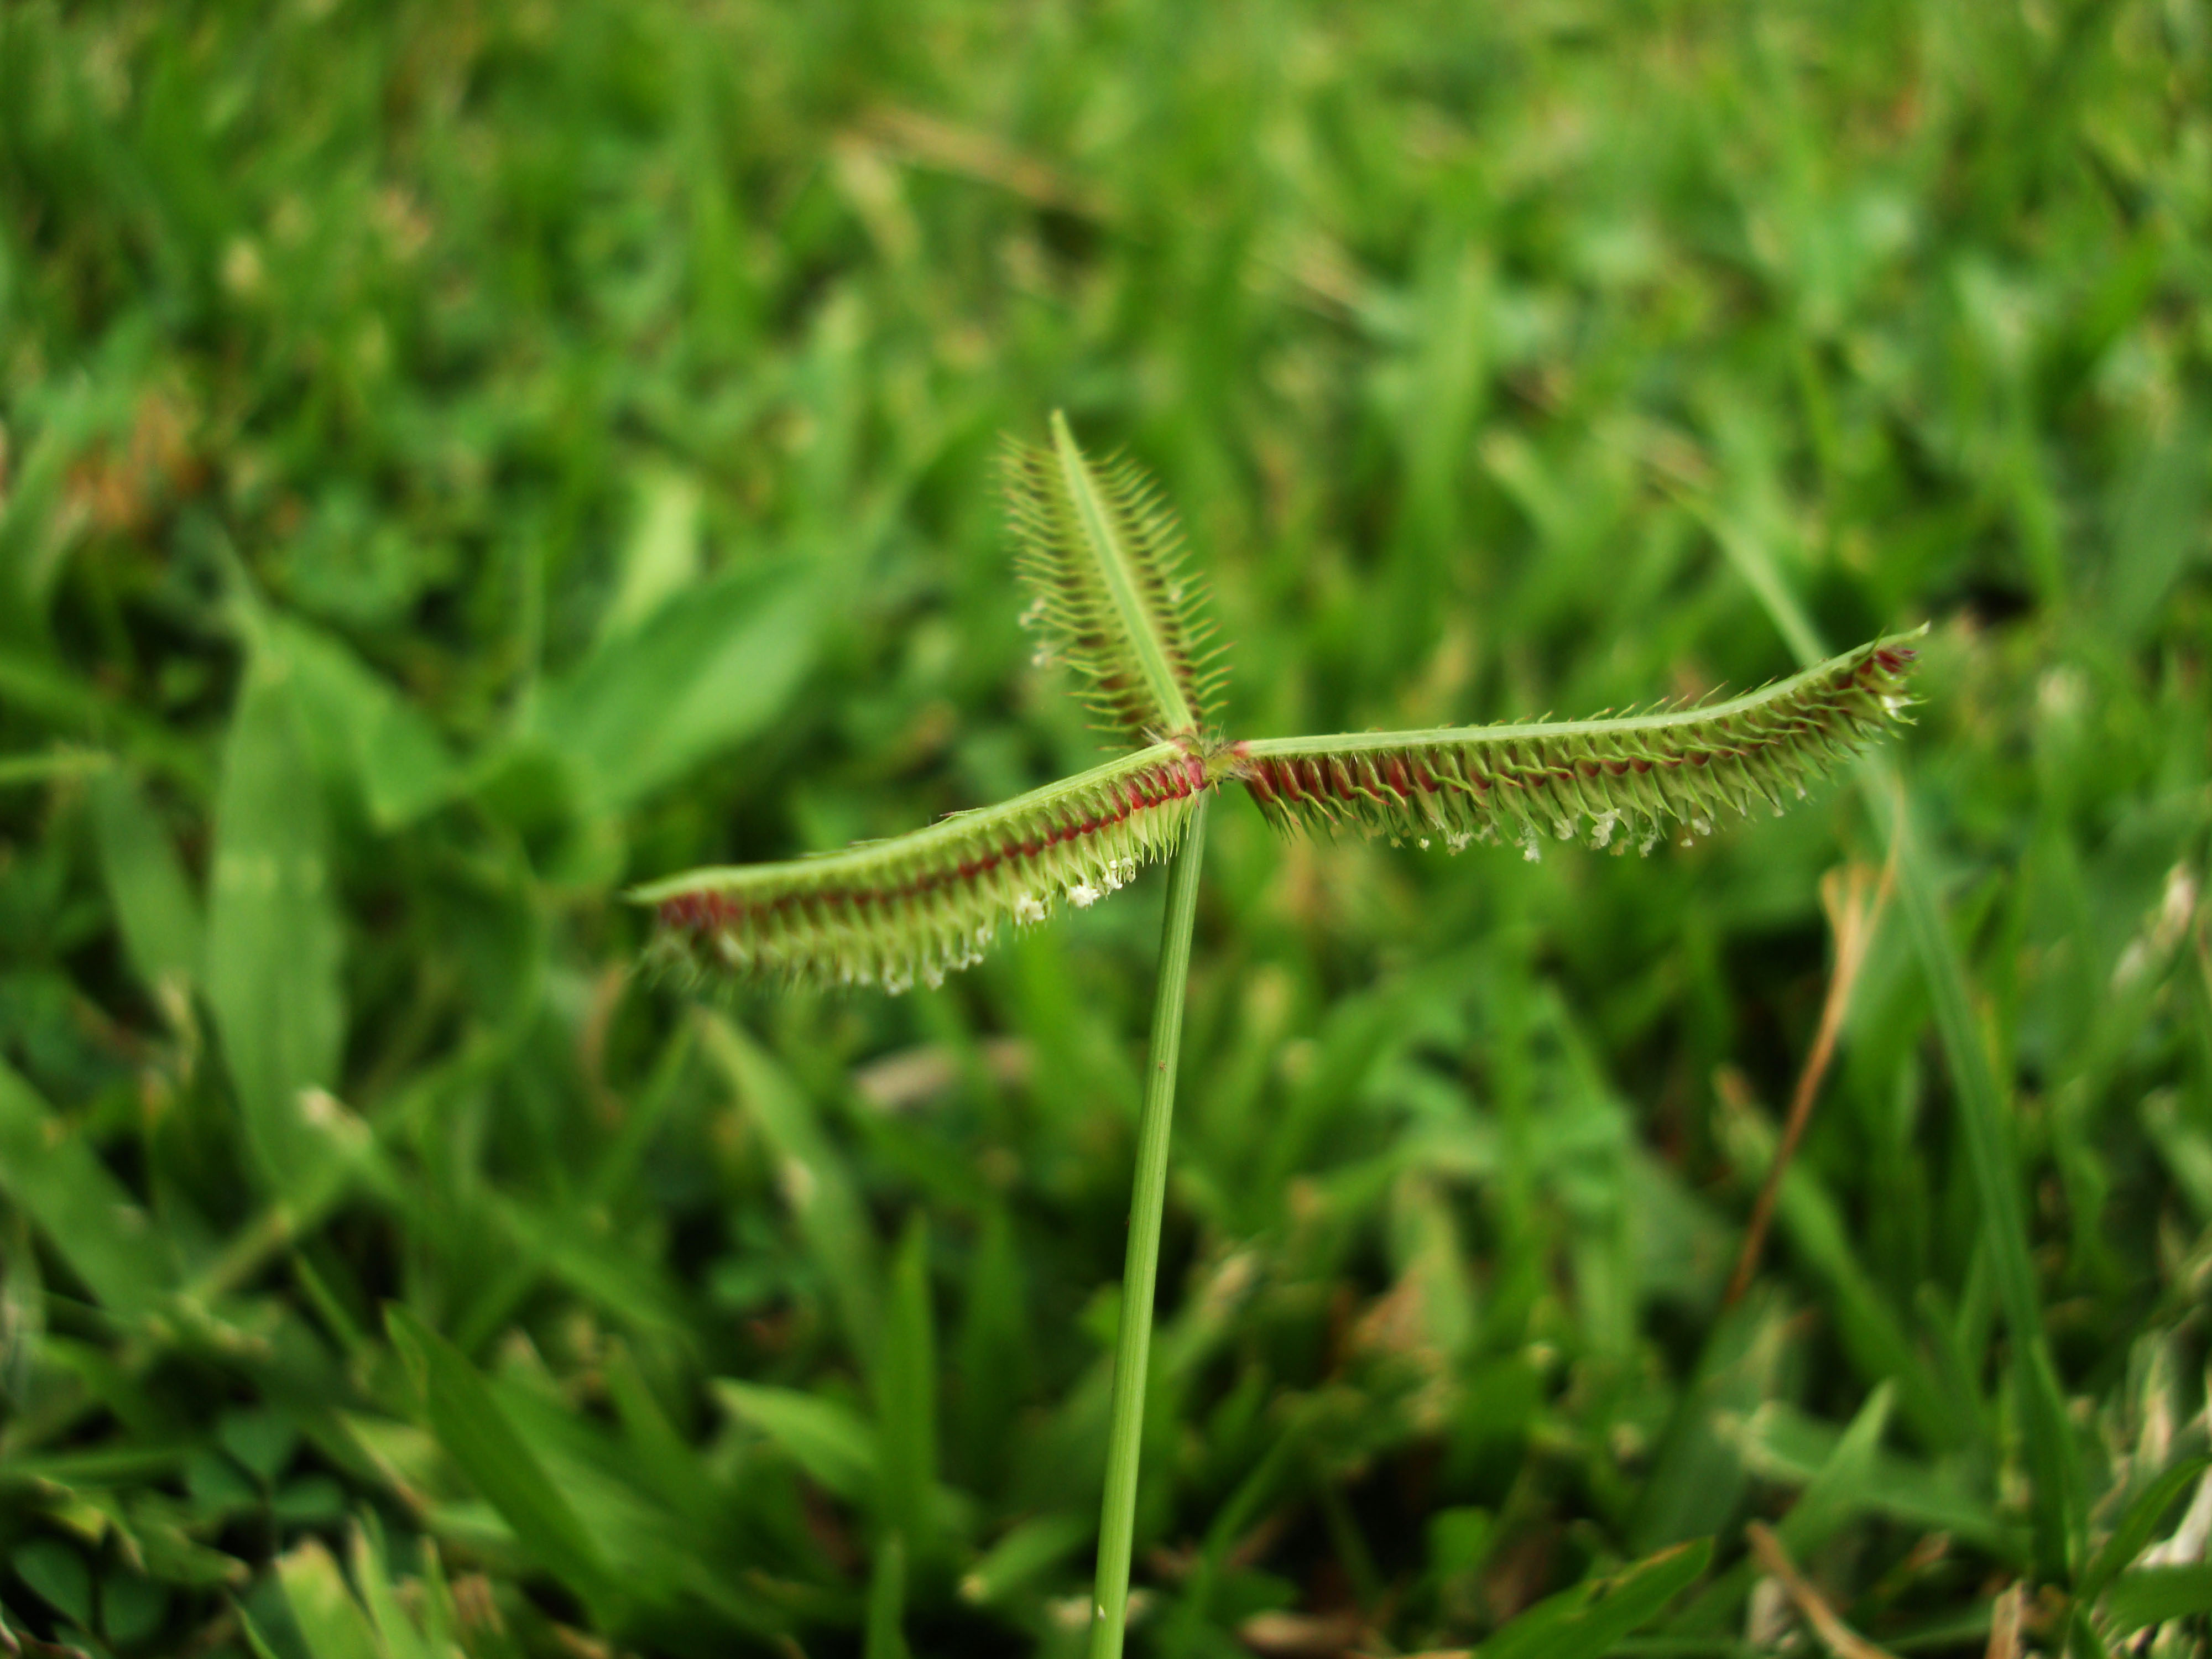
[1068,880,1102,907]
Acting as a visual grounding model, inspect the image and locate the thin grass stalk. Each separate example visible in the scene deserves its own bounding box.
[1090,792,1211,1659]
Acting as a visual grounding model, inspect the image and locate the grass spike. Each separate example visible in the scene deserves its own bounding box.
[1232,631,1923,857]
[1002,414,1223,743]
[637,744,1208,992]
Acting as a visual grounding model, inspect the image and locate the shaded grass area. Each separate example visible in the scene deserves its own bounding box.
[2,1,2209,1655]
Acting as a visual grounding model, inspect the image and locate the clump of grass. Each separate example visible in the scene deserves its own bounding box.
[642,414,1921,1656]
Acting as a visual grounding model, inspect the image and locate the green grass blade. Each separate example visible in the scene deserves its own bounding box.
[714,1379,880,1504]
[1237,633,1920,859]
[348,1519,434,1659]
[2078,1455,2210,1605]
[1886,788,2083,1575]
[272,616,462,832]
[0,747,107,786]
[1088,791,1211,1659]
[962,1514,1092,1608]
[1484,1539,1713,1659]
[206,645,347,1194]
[385,1307,623,1623]
[89,769,202,1016]
[2102,1566,2212,1637]
[273,1538,385,1659]
[532,559,822,813]
[866,1531,911,1659]
[0,1059,171,1323]
[878,1213,940,1561]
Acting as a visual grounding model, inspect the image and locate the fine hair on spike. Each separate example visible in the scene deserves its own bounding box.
[636,744,1209,992]
[1001,413,1226,745]
[635,416,1924,999]
[1231,632,1924,855]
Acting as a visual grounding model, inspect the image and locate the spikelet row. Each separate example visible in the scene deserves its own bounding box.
[1002,426,1226,742]
[1234,633,1923,860]
[638,744,1209,992]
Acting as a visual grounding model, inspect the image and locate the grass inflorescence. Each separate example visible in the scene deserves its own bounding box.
[640,418,1918,1659]
[1,4,2207,1658]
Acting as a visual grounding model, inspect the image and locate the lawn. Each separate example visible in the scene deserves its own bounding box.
[1,2,2208,1656]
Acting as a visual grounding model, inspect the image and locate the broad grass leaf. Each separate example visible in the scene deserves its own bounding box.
[2104,414,2208,647]
[2104,1566,2212,1637]
[601,468,704,641]
[385,1307,622,1620]
[9,1536,93,1631]
[206,649,346,1191]
[271,617,461,832]
[274,1537,388,1659]
[89,769,202,1013]
[491,1194,690,1339]
[715,1380,879,1503]
[534,560,820,812]
[2079,1454,2211,1605]
[346,1522,435,1659]
[0,1058,170,1321]
[1479,1538,1712,1659]
[960,1513,1092,1606]
[1729,1400,2020,1556]
[1774,1384,1894,1554]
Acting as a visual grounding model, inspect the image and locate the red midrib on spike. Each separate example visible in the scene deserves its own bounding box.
[1244,666,1895,816]
[662,760,1204,934]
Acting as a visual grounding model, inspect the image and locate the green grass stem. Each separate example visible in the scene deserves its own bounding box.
[1090,791,1211,1659]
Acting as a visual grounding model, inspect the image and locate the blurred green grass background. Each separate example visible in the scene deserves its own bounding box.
[2,1,2209,1655]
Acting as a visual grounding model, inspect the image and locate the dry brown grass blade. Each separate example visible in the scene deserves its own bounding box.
[1745,1522,1901,1659]
[1983,1582,2024,1659]
[857,106,1110,218]
[1726,852,1895,1304]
